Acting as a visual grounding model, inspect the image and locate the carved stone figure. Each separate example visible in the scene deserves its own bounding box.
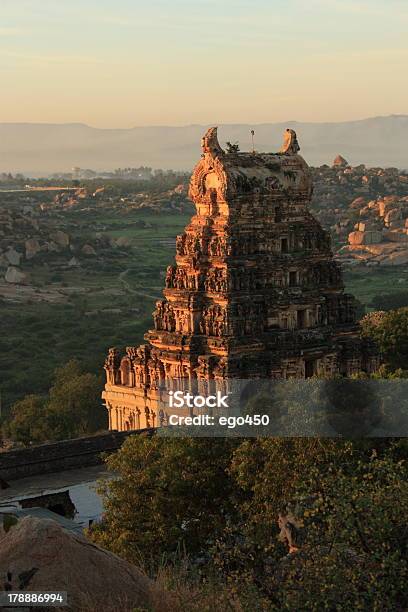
[201,127,224,158]
[280,128,300,155]
[165,265,174,288]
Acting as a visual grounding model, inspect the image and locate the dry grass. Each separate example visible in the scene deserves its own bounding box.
[59,566,251,612]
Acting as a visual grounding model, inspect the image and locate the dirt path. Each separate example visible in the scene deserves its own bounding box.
[118,269,161,300]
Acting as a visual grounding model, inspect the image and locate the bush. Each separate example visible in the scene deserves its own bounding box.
[90,436,240,566]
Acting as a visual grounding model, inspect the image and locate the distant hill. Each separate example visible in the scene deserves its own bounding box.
[0,115,407,176]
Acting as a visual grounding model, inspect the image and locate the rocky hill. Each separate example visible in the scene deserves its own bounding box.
[310,157,408,267]
[0,184,192,293]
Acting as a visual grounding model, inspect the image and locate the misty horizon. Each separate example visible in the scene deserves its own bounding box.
[0,113,407,131]
[1,115,408,176]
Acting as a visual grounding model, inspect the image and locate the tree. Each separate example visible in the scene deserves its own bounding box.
[46,360,107,439]
[224,439,407,610]
[3,395,48,446]
[274,446,408,611]
[3,360,107,446]
[361,308,408,371]
[225,141,240,153]
[90,437,407,610]
[90,436,240,565]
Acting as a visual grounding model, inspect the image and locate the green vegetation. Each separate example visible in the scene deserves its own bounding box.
[369,291,408,311]
[1,253,403,413]
[3,360,107,445]
[344,267,408,310]
[90,436,407,610]
[362,307,408,372]
[0,299,150,411]
[0,208,191,413]
[0,170,190,193]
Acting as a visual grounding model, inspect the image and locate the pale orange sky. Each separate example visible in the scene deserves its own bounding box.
[1,0,407,127]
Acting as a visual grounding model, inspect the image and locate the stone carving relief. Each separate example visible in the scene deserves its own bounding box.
[204,268,228,293]
[279,128,300,155]
[153,300,176,332]
[199,305,229,337]
[104,348,121,384]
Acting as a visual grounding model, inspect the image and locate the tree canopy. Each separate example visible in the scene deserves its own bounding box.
[90,436,407,610]
[3,359,107,446]
[361,307,408,371]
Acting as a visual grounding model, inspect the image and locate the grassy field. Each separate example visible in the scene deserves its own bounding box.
[0,208,191,412]
[343,267,408,308]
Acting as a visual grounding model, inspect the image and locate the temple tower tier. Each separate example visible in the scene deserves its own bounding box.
[103,127,379,431]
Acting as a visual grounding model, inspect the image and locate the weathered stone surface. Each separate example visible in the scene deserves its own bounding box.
[349,197,367,209]
[364,243,399,255]
[348,230,382,246]
[5,248,22,266]
[382,251,408,266]
[114,236,132,248]
[383,230,408,243]
[81,244,97,256]
[68,256,80,267]
[0,517,172,612]
[311,162,408,267]
[366,230,383,244]
[357,221,381,232]
[332,154,349,168]
[348,231,365,245]
[384,208,402,225]
[5,266,28,284]
[279,128,300,154]
[49,230,70,247]
[103,128,379,432]
[25,238,41,260]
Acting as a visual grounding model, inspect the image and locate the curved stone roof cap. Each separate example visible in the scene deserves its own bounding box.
[332,154,349,167]
[190,127,312,201]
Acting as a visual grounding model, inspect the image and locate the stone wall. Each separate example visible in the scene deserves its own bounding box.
[0,429,154,482]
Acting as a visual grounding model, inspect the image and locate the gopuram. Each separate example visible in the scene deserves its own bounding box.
[103,127,379,431]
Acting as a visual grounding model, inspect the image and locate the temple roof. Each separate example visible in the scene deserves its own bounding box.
[332,154,349,168]
[189,127,312,201]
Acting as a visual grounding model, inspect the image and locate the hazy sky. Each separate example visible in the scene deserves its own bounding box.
[1,0,407,127]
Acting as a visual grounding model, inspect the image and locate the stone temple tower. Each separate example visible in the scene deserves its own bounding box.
[103,128,379,431]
